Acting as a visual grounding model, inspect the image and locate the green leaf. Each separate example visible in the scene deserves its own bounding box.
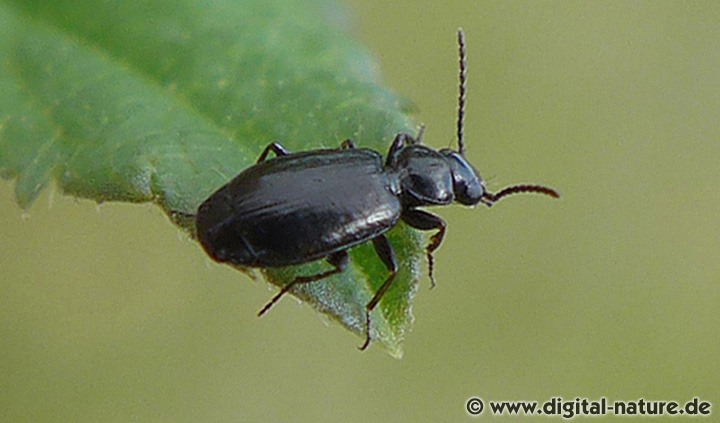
[0,0,422,356]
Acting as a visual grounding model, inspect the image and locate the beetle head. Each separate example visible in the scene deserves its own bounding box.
[439,148,486,205]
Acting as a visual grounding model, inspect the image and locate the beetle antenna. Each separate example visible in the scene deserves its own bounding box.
[482,184,560,205]
[457,28,467,156]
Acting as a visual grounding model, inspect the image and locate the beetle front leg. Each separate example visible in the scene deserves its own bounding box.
[401,209,446,289]
[415,125,426,144]
[359,234,398,351]
[256,142,291,163]
[257,250,349,317]
[385,132,418,167]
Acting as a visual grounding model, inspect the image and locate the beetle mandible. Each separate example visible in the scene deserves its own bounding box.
[182,29,559,350]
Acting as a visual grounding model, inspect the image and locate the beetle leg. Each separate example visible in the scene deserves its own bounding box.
[401,209,447,289]
[359,234,399,351]
[415,125,426,144]
[340,139,356,149]
[385,132,418,166]
[168,209,197,229]
[256,142,291,163]
[257,250,349,317]
[169,209,195,219]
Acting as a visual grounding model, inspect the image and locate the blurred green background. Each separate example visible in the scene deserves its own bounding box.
[1,1,718,421]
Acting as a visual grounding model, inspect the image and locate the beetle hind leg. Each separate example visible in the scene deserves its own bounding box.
[257,251,349,317]
[359,234,399,351]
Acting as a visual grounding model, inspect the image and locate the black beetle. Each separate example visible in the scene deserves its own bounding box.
[179,29,558,350]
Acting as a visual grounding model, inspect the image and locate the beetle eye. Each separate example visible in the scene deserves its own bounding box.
[456,176,485,206]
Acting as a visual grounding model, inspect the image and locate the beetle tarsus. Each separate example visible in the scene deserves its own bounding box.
[340,139,356,149]
[169,209,196,220]
[416,125,426,144]
[357,235,400,351]
[428,255,436,289]
[257,251,348,317]
[256,142,291,163]
[359,312,372,351]
[257,283,295,317]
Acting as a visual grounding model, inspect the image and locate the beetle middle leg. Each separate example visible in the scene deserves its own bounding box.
[257,250,349,317]
[359,234,398,351]
[401,209,446,289]
[256,142,291,163]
